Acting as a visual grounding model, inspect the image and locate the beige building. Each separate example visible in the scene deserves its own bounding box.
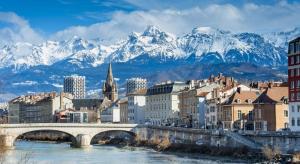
[119,98,128,123]
[178,83,217,128]
[145,81,187,125]
[8,92,73,123]
[253,87,289,131]
[221,89,259,130]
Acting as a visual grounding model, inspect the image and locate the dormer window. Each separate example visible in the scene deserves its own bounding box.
[247,99,252,103]
[235,99,241,103]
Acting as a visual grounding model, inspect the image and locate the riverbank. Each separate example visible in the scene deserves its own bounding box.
[101,136,265,163]
[17,131,295,163]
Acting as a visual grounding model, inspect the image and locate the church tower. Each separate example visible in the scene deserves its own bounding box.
[102,62,118,102]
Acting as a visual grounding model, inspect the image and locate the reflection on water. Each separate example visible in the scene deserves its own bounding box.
[2,141,246,164]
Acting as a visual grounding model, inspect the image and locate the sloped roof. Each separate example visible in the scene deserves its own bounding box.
[253,87,288,104]
[196,92,209,97]
[223,90,259,105]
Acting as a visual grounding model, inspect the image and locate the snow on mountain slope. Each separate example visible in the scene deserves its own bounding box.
[0,25,297,71]
[110,26,184,62]
[179,27,251,60]
[263,27,300,48]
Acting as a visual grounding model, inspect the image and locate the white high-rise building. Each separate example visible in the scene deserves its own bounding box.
[64,75,86,99]
[126,78,147,95]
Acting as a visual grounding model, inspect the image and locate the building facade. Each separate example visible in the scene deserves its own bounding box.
[119,98,128,123]
[221,89,259,130]
[64,75,86,99]
[145,81,187,125]
[8,92,73,123]
[100,103,120,123]
[102,63,118,102]
[253,87,289,131]
[127,89,147,124]
[126,78,147,95]
[288,37,300,131]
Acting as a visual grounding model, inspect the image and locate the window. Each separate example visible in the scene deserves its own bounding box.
[297,92,300,100]
[284,110,288,117]
[289,43,295,54]
[291,81,294,89]
[297,80,300,88]
[291,56,295,65]
[296,42,300,53]
[298,106,300,113]
[292,118,295,126]
[292,106,295,112]
[291,93,295,101]
[238,110,242,120]
[291,69,295,77]
[297,55,300,64]
[248,111,253,120]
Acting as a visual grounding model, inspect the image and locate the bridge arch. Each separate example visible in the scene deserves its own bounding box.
[90,130,137,145]
[15,129,78,146]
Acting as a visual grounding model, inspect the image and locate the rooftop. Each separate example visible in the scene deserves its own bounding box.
[223,90,260,105]
[253,87,288,104]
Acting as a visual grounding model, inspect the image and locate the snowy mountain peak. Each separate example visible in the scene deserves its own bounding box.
[142,25,165,37]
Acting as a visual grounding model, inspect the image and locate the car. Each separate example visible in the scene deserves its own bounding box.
[195,140,204,146]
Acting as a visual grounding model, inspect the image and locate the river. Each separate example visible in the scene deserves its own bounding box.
[1,141,248,164]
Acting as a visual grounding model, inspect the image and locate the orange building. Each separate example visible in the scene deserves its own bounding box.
[253,87,289,131]
[221,89,259,130]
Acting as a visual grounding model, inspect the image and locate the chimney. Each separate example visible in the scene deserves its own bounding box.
[237,87,241,93]
[190,80,195,88]
[268,82,272,88]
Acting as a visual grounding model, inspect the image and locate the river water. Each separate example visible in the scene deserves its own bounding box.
[2,141,247,164]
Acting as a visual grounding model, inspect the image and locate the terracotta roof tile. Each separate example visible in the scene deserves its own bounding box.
[253,87,288,103]
[223,90,259,105]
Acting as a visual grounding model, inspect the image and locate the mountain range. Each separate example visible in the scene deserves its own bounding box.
[0,25,298,101]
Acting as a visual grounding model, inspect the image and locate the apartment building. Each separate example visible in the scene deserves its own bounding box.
[288,37,300,131]
[253,87,289,131]
[8,92,73,123]
[126,78,147,95]
[145,81,187,125]
[64,75,86,99]
[127,89,147,124]
[178,83,218,128]
[221,89,259,130]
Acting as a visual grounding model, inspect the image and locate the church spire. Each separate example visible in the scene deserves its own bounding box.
[106,62,114,85]
[102,62,118,102]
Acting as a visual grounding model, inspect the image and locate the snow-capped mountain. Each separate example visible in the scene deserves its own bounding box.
[0,25,298,99]
[0,25,297,70]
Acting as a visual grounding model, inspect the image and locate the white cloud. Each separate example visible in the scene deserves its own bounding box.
[12,81,38,86]
[0,12,43,45]
[51,1,300,43]
[1,1,300,45]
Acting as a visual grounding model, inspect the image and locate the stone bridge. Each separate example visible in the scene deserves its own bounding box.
[0,123,145,148]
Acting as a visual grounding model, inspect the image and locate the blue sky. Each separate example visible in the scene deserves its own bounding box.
[0,0,299,44]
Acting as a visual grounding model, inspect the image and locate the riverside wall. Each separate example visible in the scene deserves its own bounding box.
[136,126,300,153]
[135,126,245,148]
